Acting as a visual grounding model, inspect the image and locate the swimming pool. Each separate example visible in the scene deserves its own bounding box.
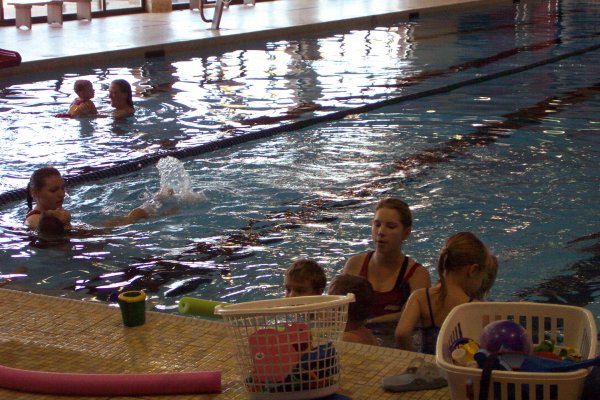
[1,0,599,328]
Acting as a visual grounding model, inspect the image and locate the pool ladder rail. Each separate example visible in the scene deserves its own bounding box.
[208,0,255,30]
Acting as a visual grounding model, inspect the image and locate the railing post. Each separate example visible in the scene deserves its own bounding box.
[210,0,224,30]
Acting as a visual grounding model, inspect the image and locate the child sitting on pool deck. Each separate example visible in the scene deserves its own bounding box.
[328,274,380,346]
[394,231,494,354]
[284,258,327,297]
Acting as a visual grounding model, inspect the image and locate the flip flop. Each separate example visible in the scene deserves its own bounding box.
[382,357,447,392]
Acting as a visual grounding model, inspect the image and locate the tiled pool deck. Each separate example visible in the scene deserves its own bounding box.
[0,288,448,399]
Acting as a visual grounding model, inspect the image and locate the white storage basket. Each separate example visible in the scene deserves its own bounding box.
[214,294,354,400]
[436,302,597,400]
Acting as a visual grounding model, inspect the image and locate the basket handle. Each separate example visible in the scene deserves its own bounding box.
[478,354,498,400]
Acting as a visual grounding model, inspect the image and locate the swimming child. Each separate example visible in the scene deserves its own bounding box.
[25,167,69,231]
[343,198,431,324]
[109,79,135,118]
[101,187,177,228]
[102,157,206,227]
[394,231,493,354]
[67,80,97,117]
[284,258,327,297]
[328,274,380,346]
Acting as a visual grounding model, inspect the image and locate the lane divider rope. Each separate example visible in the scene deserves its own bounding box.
[0,42,598,208]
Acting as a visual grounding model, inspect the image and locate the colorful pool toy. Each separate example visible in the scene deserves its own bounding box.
[0,364,221,396]
[178,296,226,318]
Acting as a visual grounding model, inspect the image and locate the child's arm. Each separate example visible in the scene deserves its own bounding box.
[102,207,152,228]
[394,290,423,351]
[366,311,402,324]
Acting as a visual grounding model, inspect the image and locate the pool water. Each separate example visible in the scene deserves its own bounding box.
[1,0,599,329]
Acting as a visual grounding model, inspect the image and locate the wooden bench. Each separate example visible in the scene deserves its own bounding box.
[8,0,63,29]
[8,0,91,29]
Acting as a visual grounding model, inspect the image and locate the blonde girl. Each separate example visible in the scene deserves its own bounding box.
[395,232,493,354]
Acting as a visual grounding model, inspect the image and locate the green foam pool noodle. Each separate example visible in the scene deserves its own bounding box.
[178,297,226,318]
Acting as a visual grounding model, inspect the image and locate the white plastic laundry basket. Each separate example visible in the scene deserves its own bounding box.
[214,294,354,400]
[436,302,597,400]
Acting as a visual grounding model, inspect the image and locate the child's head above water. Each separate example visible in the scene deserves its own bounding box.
[37,212,68,236]
[73,79,95,100]
[284,258,327,297]
[328,274,374,324]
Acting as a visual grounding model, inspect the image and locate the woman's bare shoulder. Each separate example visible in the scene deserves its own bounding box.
[343,253,368,275]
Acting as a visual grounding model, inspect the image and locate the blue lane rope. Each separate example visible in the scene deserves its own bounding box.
[1,41,599,208]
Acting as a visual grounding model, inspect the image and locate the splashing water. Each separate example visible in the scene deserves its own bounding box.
[131,157,207,216]
[156,156,206,203]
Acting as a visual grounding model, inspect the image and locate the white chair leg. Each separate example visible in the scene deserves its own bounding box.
[14,6,33,29]
[47,2,63,25]
[76,1,92,20]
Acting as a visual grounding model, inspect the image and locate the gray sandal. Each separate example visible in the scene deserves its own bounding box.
[382,357,447,392]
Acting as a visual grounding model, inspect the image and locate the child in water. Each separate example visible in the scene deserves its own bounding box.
[284,259,327,297]
[328,274,380,346]
[68,80,97,117]
[37,209,72,236]
[101,187,177,228]
[394,232,494,354]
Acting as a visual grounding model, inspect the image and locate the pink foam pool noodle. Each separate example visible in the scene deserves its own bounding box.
[0,364,221,396]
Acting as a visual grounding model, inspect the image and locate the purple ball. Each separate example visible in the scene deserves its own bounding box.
[479,320,532,354]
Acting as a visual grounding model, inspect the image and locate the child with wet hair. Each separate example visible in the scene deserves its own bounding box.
[37,210,71,236]
[395,232,493,354]
[284,258,327,297]
[328,274,380,346]
[67,80,97,117]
